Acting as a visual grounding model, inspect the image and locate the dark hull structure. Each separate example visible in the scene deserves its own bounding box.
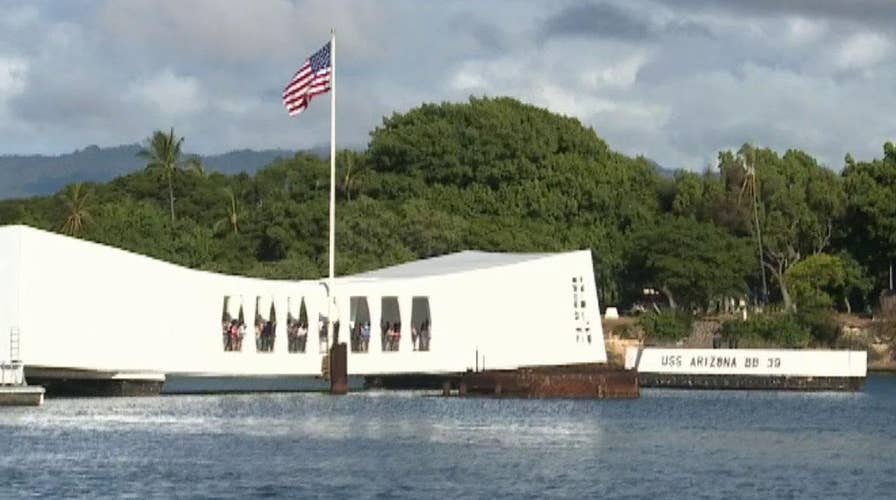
[28,377,162,397]
[25,367,164,397]
[162,374,366,394]
[640,373,865,391]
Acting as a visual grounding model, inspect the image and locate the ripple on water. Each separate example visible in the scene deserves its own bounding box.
[0,376,894,499]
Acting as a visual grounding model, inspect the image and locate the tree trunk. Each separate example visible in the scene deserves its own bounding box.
[844,296,852,315]
[660,285,677,310]
[773,271,793,311]
[764,260,794,311]
[168,174,175,222]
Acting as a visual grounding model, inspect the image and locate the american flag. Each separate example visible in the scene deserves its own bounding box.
[282,42,332,116]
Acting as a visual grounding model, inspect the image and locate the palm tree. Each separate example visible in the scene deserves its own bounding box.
[138,128,203,221]
[60,183,93,237]
[336,150,367,201]
[214,187,242,235]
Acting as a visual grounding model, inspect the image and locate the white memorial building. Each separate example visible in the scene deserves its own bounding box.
[0,225,606,393]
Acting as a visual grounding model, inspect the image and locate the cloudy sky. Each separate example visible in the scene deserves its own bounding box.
[1,0,895,170]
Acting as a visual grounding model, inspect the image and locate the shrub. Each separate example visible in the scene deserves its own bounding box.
[720,314,812,348]
[797,309,840,346]
[719,318,761,345]
[638,310,693,342]
[774,315,813,348]
[613,323,642,340]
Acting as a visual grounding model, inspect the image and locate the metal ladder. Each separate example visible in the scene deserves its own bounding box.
[2,327,23,386]
[9,327,21,362]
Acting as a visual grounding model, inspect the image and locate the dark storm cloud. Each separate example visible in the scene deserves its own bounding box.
[664,20,713,39]
[654,0,896,30]
[540,2,713,42]
[542,3,652,40]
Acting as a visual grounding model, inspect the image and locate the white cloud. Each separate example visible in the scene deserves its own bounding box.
[786,17,827,45]
[451,70,488,91]
[835,32,892,70]
[581,51,651,89]
[0,57,28,102]
[539,84,617,117]
[126,70,203,116]
[1,0,896,171]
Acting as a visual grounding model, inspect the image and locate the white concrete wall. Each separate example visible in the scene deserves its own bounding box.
[3,226,607,377]
[338,250,606,374]
[0,230,21,363]
[626,347,867,377]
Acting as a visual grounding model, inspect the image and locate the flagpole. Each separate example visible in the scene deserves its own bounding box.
[327,29,336,349]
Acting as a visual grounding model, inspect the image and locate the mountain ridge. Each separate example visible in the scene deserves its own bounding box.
[0,144,330,199]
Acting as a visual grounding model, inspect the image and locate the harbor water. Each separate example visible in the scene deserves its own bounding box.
[2,375,895,499]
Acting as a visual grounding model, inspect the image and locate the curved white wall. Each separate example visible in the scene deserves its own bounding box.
[1,226,607,378]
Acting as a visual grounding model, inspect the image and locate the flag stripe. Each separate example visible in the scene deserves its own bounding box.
[282,67,315,96]
[283,74,330,110]
[282,41,332,116]
[283,71,331,100]
[285,90,330,115]
[284,81,331,108]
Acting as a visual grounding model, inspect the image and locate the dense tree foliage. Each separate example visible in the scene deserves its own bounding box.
[713,146,845,309]
[0,97,893,333]
[842,142,896,292]
[627,215,753,310]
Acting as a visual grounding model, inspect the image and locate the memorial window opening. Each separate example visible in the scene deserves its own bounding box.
[381,297,401,352]
[410,297,432,351]
[221,296,245,352]
[318,313,330,353]
[349,297,371,353]
[255,296,277,353]
[288,297,309,353]
[318,296,343,353]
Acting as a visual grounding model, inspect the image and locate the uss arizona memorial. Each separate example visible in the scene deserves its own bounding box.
[0,225,607,393]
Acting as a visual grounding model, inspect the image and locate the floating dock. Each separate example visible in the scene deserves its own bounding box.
[0,385,45,406]
[1,361,44,406]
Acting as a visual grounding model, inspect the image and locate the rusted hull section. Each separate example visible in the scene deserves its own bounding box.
[457,365,639,399]
[329,343,348,395]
